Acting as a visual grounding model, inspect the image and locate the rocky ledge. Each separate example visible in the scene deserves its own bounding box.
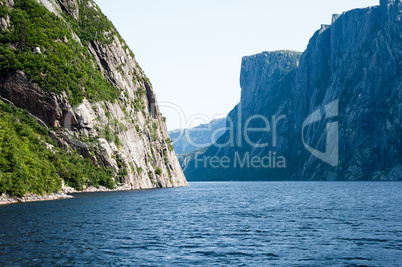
[0,192,73,206]
[62,182,132,193]
[0,183,158,205]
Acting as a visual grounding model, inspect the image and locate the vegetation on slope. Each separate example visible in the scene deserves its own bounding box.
[66,0,121,46]
[0,101,116,197]
[0,0,119,106]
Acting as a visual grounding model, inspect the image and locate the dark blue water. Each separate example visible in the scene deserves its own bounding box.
[0,182,401,266]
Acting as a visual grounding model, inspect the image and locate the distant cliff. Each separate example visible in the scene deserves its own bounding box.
[169,118,226,155]
[183,0,401,181]
[0,0,187,197]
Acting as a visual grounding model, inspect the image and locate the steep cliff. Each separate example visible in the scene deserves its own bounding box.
[0,0,188,195]
[183,0,401,181]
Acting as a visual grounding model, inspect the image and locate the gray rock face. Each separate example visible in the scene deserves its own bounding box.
[4,0,13,8]
[290,0,401,181]
[58,0,79,20]
[33,46,41,54]
[183,1,401,181]
[0,71,77,127]
[0,16,9,31]
[37,0,60,16]
[0,0,188,189]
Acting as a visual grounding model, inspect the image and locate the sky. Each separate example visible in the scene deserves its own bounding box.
[94,0,379,130]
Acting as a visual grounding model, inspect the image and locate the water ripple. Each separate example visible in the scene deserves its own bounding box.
[0,182,401,266]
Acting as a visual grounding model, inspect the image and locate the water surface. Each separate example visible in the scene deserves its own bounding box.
[0,182,401,266]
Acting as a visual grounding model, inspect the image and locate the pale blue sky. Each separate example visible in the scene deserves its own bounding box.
[95,0,379,130]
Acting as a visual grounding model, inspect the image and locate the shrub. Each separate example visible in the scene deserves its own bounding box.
[136,167,143,174]
[166,138,174,152]
[155,167,162,176]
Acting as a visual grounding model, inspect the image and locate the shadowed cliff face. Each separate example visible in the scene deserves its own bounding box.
[0,0,188,189]
[183,0,401,181]
[290,0,401,180]
[0,71,76,127]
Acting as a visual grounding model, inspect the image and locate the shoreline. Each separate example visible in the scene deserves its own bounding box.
[0,192,73,206]
[0,183,189,206]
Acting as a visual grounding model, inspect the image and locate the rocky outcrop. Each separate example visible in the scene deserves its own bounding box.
[0,71,77,127]
[0,192,72,205]
[2,0,13,8]
[183,0,401,181]
[0,0,188,189]
[0,0,11,30]
[58,0,79,20]
[37,0,60,16]
[0,16,9,31]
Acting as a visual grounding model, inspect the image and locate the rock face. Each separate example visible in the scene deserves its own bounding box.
[0,71,77,127]
[58,0,79,20]
[169,118,227,155]
[0,0,188,189]
[183,0,401,181]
